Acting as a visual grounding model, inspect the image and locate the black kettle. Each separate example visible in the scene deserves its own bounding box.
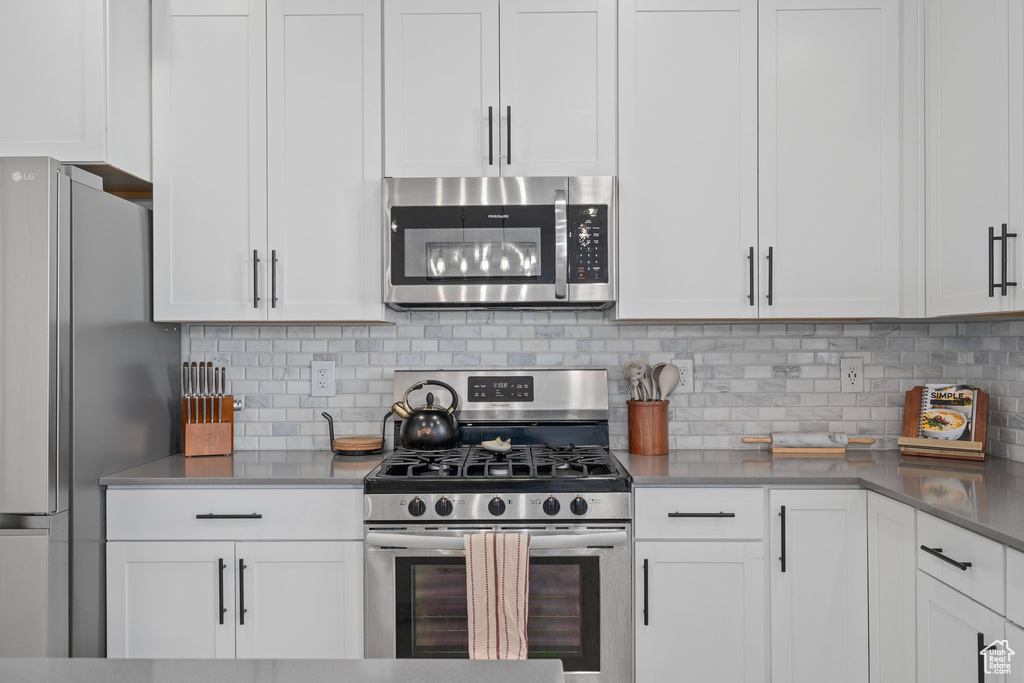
[391,380,460,451]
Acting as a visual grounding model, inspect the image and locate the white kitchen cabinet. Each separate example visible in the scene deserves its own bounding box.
[917,571,1006,683]
[866,492,916,683]
[758,0,901,319]
[153,0,384,322]
[634,488,766,683]
[617,0,901,320]
[0,0,151,181]
[105,488,364,660]
[617,0,759,320]
[635,541,766,683]
[925,0,1024,317]
[383,0,615,178]
[1006,621,1024,683]
[769,489,868,683]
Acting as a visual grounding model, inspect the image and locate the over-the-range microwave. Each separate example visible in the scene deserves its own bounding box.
[383,176,616,309]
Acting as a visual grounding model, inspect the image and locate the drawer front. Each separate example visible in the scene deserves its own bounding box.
[106,488,362,541]
[635,488,765,540]
[1008,548,1024,627]
[917,512,1004,613]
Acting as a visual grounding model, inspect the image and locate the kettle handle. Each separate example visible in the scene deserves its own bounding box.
[401,379,460,415]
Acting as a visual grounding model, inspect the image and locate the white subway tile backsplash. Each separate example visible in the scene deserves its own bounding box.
[182,313,1024,460]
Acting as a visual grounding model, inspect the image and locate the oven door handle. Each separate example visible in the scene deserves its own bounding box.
[365,530,627,551]
[554,188,568,300]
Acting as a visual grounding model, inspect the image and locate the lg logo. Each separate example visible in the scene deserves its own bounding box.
[11,171,35,182]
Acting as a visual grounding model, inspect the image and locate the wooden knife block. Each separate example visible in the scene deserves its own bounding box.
[183,396,234,457]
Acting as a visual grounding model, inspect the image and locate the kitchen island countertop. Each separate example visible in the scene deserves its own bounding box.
[0,658,564,683]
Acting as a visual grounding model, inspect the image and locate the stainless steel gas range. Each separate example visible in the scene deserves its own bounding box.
[364,369,632,683]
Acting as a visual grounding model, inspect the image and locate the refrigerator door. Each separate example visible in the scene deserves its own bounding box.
[0,157,67,515]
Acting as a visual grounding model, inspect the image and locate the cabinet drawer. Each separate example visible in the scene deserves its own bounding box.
[635,488,764,540]
[106,488,362,541]
[917,512,1004,613]
[1008,548,1024,627]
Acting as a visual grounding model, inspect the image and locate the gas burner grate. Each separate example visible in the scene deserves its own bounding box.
[374,444,622,480]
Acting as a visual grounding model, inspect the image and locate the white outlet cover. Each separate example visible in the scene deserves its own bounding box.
[311,360,336,397]
[841,357,864,393]
[677,358,695,394]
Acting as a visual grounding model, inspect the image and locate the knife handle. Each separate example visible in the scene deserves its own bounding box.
[183,363,191,424]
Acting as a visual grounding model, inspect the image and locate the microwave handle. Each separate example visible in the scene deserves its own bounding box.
[365,530,627,551]
[554,189,568,299]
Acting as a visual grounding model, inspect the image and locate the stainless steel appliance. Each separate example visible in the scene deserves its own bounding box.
[0,158,180,657]
[383,176,616,309]
[364,369,631,683]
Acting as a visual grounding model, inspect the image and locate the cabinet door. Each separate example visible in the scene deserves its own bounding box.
[759,0,901,319]
[0,0,106,163]
[770,489,868,683]
[635,541,766,683]
[383,0,500,177]
[499,0,615,176]
[153,0,268,321]
[1007,621,1024,683]
[918,572,1006,683]
[925,0,1024,316]
[617,0,758,319]
[106,541,236,658]
[267,0,384,321]
[234,541,362,658]
[866,492,916,683]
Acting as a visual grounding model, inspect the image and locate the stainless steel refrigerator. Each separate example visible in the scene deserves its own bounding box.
[0,157,180,657]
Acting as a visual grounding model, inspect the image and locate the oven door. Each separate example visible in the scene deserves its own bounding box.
[364,524,631,683]
[384,177,570,306]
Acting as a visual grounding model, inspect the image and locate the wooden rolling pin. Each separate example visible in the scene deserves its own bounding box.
[742,432,875,456]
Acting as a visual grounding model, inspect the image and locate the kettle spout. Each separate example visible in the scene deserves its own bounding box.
[391,401,411,419]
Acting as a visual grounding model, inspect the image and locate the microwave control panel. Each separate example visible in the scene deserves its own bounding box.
[568,205,609,283]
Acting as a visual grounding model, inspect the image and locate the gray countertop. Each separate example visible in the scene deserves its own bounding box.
[0,658,564,683]
[101,448,1024,552]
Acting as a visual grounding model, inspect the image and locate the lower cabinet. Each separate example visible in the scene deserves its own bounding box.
[917,571,1006,683]
[634,541,766,682]
[769,489,868,683]
[1007,621,1024,683]
[866,492,917,683]
[107,540,362,659]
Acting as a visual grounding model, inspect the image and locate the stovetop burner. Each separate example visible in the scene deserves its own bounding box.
[364,444,630,494]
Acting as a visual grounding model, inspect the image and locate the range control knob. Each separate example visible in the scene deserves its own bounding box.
[542,497,561,516]
[408,497,426,517]
[570,496,589,516]
[435,497,454,516]
[487,497,507,516]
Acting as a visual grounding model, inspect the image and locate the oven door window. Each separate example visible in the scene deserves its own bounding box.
[394,556,600,672]
[389,206,555,285]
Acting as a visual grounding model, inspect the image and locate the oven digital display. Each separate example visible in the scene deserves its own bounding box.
[468,376,534,402]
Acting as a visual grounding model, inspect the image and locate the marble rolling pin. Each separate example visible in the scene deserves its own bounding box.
[741,432,875,456]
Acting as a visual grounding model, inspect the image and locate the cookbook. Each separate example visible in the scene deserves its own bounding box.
[916,384,977,442]
[898,385,987,461]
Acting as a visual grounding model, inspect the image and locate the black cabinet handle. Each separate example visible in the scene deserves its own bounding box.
[642,558,649,626]
[218,558,226,625]
[747,246,755,305]
[920,545,972,571]
[488,106,494,165]
[506,105,512,165]
[271,249,278,308]
[196,513,263,520]
[779,505,786,572]
[989,224,1018,297]
[667,512,736,518]
[239,558,247,625]
[766,247,774,306]
[1002,223,1017,295]
[978,632,985,683]
[990,226,996,297]
[252,250,260,308]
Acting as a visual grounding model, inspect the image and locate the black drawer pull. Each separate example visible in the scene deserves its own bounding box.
[196,513,263,520]
[642,558,649,626]
[217,558,226,625]
[667,512,736,518]
[779,505,786,573]
[920,545,972,571]
[239,558,248,625]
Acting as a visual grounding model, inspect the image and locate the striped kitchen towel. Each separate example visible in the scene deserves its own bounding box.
[464,531,531,660]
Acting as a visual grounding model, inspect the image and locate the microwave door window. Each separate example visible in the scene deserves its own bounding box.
[425,237,540,280]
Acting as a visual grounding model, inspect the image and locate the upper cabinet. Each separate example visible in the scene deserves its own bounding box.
[383,0,616,178]
[0,0,152,181]
[152,0,384,322]
[617,0,904,320]
[924,0,1024,317]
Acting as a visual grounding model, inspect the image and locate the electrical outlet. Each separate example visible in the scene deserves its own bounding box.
[311,360,336,397]
[841,357,864,393]
[677,358,695,394]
